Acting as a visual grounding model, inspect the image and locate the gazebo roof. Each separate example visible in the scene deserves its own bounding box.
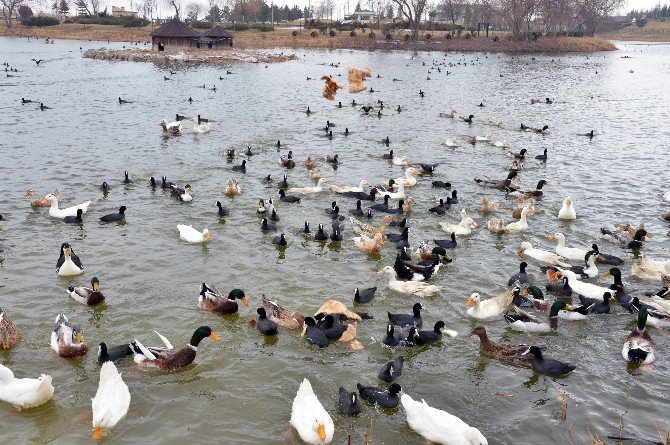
[151,18,201,38]
[202,26,233,39]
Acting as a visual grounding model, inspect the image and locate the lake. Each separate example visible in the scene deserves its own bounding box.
[1,36,669,444]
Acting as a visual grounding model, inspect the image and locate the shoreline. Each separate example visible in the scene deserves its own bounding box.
[0,23,618,53]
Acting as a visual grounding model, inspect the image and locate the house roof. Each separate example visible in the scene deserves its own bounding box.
[202,25,233,39]
[150,18,201,38]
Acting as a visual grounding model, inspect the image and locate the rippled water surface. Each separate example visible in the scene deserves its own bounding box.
[1,37,670,444]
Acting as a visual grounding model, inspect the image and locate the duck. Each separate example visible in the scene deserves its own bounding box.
[509,160,523,172]
[26,188,59,207]
[190,117,210,133]
[131,326,220,371]
[395,167,420,187]
[170,184,193,202]
[177,225,211,243]
[392,155,410,166]
[261,296,304,329]
[508,262,529,290]
[67,277,104,305]
[523,346,575,376]
[63,208,84,224]
[354,232,384,252]
[504,301,567,332]
[302,317,329,348]
[558,269,611,301]
[0,364,54,409]
[97,342,133,364]
[557,197,576,220]
[224,178,241,197]
[600,227,648,249]
[439,209,478,235]
[198,284,248,314]
[481,197,499,212]
[467,326,535,364]
[545,276,573,297]
[548,232,589,261]
[487,119,502,127]
[401,393,488,445]
[290,379,334,444]
[278,189,300,203]
[56,243,84,276]
[51,313,88,358]
[518,241,570,267]
[45,194,91,219]
[357,382,402,408]
[324,154,339,164]
[91,361,130,440]
[280,152,296,169]
[445,137,459,147]
[551,250,601,278]
[330,179,370,194]
[631,254,670,280]
[474,171,519,190]
[439,109,457,119]
[510,180,548,198]
[351,214,394,239]
[622,308,655,364]
[507,149,527,160]
[158,119,181,136]
[338,387,361,416]
[433,232,458,249]
[232,160,247,173]
[100,206,126,223]
[256,308,278,336]
[466,290,515,319]
[487,205,530,234]
[378,182,406,200]
[494,140,508,148]
[0,307,19,350]
[535,148,548,161]
[388,302,423,328]
[289,178,331,194]
[394,255,441,282]
[304,156,317,169]
[578,292,612,314]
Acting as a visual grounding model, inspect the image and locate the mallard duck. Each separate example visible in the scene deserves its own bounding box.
[338,387,362,416]
[68,277,104,305]
[158,119,181,136]
[177,225,211,243]
[439,209,478,235]
[395,167,420,187]
[378,266,443,297]
[51,313,88,358]
[91,361,130,440]
[487,205,529,234]
[261,295,304,329]
[591,243,624,265]
[481,197,499,212]
[558,269,611,301]
[511,180,547,198]
[132,326,220,371]
[56,243,84,277]
[401,393,488,445]
[504,301,567,332]
[0,308,20,349]
[290,379,334,444]
[522,346,575,376]
[350,214,394,239]
[280,151,296,168]
[289,178,332,194]
[198,284,248,314]
[357,382,402,408]
[600,227,648,249]
[224,178,241,197]
[354,232,384,252]
[467,325,534,364]
[45,194,91,219]
[330,179,370,193]
[0,364,54,409]
[466,290,515,319]
[379,356,404,382]
[509,160,523,172]
[558,197,576,220]
[518,241,570,267]
[622,308,655,364]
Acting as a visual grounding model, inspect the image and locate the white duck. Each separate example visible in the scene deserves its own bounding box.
[190,117,210,133]
[560,270,611,301]
[57,244,84,277]
[663,191,670,202]
[493,140,508,148]
[395,167,421,187]
[518,242,570,267]
[290,378,334,445]
[631,255,670,280]
[91,361,130,440]
[45,194,91,219]
[378,181,406,200]
[445,137,459,147]
[0,364,54,409]
[289,178,332,194]
[158,119,181,136]
[548,232,588,261]
[177,225,211,243]
[476,133,492,142]
[401,393,488,445]
[330,179,370,193]
[353,233,383,252]
[465,291,515,320]
[487,205,529,234]
[392,155,410,166]
[557,197,576,220]
[439,209,478,235]
[377,266,443,297]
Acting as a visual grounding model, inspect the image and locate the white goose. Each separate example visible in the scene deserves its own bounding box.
[377,266,443,297]
[290,378,334,445]
[439,209,478,235]
[378,181,406,200]
[465,291,514,320]
[158,119,181,136]
[395,167,421,187]
[401,393,488,445]
[330,179,370,193]
[557,197,576,220]
[445,137,459,147]
[190,117,210,133]
[91,361,130,440]
[289,178,332,194]
[0,364,54,409]
[518,242,570,267]
[45,194,91,219]
[548,232,588,261]
[392,155,410,166]
[177,225,211,243]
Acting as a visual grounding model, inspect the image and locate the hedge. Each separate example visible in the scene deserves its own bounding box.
[21,16,60,27]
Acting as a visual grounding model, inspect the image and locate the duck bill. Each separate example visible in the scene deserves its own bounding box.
[317,424,326,441]
[547,235,556,240]
[517,247,524,255]
[602,271,611,278]
[75,332,84,342]
[240,297,249,306]
[523,290,530,296]
[465,298,474,307]
[521,348,530,356]
[301,324,307,337]
[470,222,478,228]
[92,426,103,440]
[376,270,385,275]
[65,247,72,256]
[209,332,221,341]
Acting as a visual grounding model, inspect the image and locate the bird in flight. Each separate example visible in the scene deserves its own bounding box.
[31,59,46,65]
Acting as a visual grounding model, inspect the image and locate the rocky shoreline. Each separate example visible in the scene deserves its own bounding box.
[83,48,297,66]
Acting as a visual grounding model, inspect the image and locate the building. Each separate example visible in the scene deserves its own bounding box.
[150,18,202,51]
[349,10,375,24]
[111,6,139,18]
[201,26,234,48]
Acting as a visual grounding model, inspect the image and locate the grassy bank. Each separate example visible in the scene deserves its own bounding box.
[1,22,616,52]
[598,21,670,42]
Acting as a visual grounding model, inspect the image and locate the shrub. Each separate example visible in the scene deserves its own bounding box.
[191,20,212,29]
[18,5,33,19]
[349,30,356,37]
[22,16,60,27]
[369,31,376,39]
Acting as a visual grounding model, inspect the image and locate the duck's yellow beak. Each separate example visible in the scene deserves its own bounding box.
[301,324,307,337]
[240,297,249,306]
[204,231,212,239]
[566,198,572,205]
[209,332,221,341]
[565,305,574,311]
[465,298,474,307]
[602,271,611,277]
[523,290,530,296]
[93,282,100,292]
[75,332,84,342]
[65,247,72,256]
[317,424,326,441]
[92,426,103,440]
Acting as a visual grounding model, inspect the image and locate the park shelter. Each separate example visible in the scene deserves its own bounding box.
[151,18,201,51]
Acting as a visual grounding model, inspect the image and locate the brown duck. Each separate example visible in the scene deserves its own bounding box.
[0,308,20,349]
[261,295,304,329]
[50,313,88,358]
[467,326,536,364]
[132,326,221,371]
[198,284,248,314]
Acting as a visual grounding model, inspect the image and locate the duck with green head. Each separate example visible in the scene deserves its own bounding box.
[504,301,567,333]
[198,284,248,314]
[132,326,221,371]
[622,308,655,364]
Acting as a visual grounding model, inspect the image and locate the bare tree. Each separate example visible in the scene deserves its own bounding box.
[441,0,463,31]
[1,0,24,27]
[165,0,181,17]
[186,0,203,19]
[391,0,428,39]
[574,0,623,35]
[497,0,536,39]
[142,0,156,20]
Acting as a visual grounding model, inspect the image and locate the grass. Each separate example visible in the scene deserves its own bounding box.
[599,21,670,42]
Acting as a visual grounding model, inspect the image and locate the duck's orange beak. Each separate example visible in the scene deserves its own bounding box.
[240,297,249,306]
[92,426,103,440]
[209,332,221,341]
[317,424,326,441]
[465,298,474,307]
[517,247,524,254]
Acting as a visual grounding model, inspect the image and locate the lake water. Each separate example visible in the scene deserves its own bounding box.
[1,36,669,444]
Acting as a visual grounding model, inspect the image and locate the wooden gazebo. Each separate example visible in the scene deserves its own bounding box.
[151,18,202,51]
[201,26,234,48]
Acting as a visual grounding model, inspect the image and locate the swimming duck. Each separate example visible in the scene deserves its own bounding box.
[158,119,181,136]
[429,198,450,215]
[600,227,648,249]
[45,194,91,219]
[100,206,126,223]
[415,243,452,266]
[177,225,211,243]
[511,180,547,198]
[198,284,248,314]
[0,364,54,409]
[393,255,441,282]
[302,317,328,348]
[0,308,20,349]
[330,179,370,194]
[63,208,84,224]
[535,148,548,161]
[439,210,478,235]
[132,326,220,371]
[392,155,410,166]
[378,356,404,382]
[558,270,611,301]
[395,168,420,187]
[224,178,241,197]
[68,277,104,305]
[170,184,193,202]
[26,188,59,207]
[590,244,623,266]
[545,276,573,297]
[474,171,519,190]
[350,215,394,239]
[481,197,499,212]
[304,156,317,169]
[190,117,211,134]
[504,301,567,333]
[338,387,361,416]
[439,109,457,119]
[522,346,575,376]
[434,232,458,249]
[468,326,535,364]
[354,232,384,252]
[401,393,488,445]
[56,243,84,276]
[557,197,576,220]
[487,205,530,234]
[494,140,508,148]
[631,255,670,280]
[289,178,331,194]
[51,313,88,357]
[548,232,589,261]
[466,290,515,320]
[578,292,612,314]
[357,382,402,408]
[261,296,304,329]
[290,379,334,444]
[91,361,130,440]
[280,152,296,169]
[622,308,655,364]
[388,303,423,328]
[256,308,278,336]
[278,189,300,203]
[445,137,459,147]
